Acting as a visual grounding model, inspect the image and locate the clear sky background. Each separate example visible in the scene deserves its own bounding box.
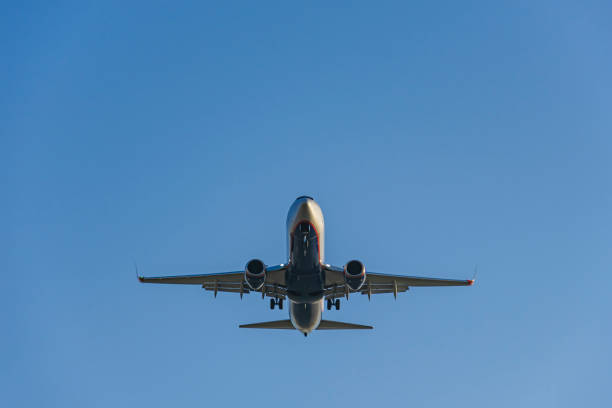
[3,1,611,407]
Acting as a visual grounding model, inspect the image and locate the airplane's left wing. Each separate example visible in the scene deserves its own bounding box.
[138,264,288,298]
[323,264,473,299]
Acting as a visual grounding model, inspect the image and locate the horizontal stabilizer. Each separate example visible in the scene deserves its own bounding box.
[317,320,373,330]
[239,320,294,329]
[238,319,373,330]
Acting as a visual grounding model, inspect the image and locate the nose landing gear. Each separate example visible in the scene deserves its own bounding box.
[270,298,284,310]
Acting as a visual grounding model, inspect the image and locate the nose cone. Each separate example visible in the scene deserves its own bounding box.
[293,196,315,214]
[295,197,316,214]
[295,195,314,201]
[287,196,322,226]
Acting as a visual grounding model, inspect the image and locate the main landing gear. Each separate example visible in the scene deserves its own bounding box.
[326,298,340,310]
[270,298,283,310]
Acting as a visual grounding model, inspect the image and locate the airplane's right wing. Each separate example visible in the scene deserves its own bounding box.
[138,264,288,298]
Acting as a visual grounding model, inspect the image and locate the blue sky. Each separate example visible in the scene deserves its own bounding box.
[3,1,611,407]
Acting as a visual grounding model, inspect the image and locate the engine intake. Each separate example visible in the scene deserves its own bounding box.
[344,259,366,291]
[245,259,266,290]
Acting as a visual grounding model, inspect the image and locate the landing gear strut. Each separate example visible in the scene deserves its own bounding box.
[270,298,283,310]
[327,299,341,310]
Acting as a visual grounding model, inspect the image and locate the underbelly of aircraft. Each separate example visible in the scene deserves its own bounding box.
[286,220,326,332]
[289,300,323,333]
[287,220,325,298]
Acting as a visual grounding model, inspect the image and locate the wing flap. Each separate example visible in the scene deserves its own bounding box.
[203,287,249,294]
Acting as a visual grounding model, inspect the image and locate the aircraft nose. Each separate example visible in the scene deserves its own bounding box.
[296,195,314,201]
[287,195,323,230]
[295,197,316,215]
[292,196,315,213]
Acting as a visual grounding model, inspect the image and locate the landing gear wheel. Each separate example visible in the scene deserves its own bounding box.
[278,299,283,310]
[327,299,332,310]
[335,299,340,310]
[270,298,275,310]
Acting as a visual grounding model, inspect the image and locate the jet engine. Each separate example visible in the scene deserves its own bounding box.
[245,259,266,290]
[344,259,366,291]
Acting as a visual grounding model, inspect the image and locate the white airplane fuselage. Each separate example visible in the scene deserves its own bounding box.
[285,196,326,334]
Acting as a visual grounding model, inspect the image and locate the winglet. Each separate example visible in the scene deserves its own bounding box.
[134,261,144,283]
[468,265,478,285]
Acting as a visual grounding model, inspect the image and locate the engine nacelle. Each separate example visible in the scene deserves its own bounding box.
[245,259,266,290]
[344,259,366,291]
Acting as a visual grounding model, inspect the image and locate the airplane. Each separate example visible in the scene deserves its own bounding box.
[138,196,474,336]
